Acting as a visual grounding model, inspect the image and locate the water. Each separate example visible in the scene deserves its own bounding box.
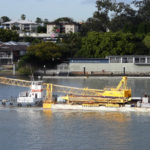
[1,77,150,150]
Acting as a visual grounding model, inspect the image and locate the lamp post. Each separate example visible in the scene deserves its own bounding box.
[123,66,125,75]
[43,65,46,75]
[13,63,16,76]
[83,66,86,75]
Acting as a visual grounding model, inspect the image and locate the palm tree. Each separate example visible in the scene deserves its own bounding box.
[21,14,26,20]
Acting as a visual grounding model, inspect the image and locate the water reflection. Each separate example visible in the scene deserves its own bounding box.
[43,109,52,118]
[99,112,131,123]
[1,107,150,150]
[44,110,132,150]
[50,110,131,123]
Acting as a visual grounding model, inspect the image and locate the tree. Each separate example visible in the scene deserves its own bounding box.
[25,42,62,67]
[81,0,116,34]
[137,22,150,34]
[80,14,109,35]
[22,36,41,44]
[76,31,136,58]
[43,18,49,25]
[82,0,137,33]
[76,32,102,58]
[21,14,26,20]
[80,22,89,36]
[52,26,60,33]
[143,34,150,49]
[0,29,19,42]
[62,33,82,58]
[133,34,149,55]
[36,17,43,24]
[123,23,138,34]
[1,16,10,22]
[89,12,109,32]
[96,0,115,14]
[109,1,136,32]
[12,25,19,30]
[37,26,46,33]
[133,0,150,22]
[54,17,74,24]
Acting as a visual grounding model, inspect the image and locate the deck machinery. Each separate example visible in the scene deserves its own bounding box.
[43,76,132,108]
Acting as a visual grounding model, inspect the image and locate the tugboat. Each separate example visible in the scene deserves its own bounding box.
[17,81,44,106]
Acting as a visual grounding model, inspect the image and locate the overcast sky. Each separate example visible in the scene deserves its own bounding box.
[0,0,132,22]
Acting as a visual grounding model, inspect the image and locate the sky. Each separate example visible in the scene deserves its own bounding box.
[0,0,132,22]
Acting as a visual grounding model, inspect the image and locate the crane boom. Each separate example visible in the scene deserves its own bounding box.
[0,77,31,87]
[116,76,127,90]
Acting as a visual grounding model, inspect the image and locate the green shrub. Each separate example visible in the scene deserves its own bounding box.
[18,67,32,76]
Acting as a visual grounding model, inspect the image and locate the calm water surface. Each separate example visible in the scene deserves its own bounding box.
[0,77,150,150]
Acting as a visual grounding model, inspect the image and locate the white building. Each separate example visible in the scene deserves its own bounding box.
[47,22,80,36]
[65,24,79,33]
[47,23,60,37]
[2,20,38,33]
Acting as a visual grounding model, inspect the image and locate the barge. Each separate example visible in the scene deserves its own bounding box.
[43,76,150,111]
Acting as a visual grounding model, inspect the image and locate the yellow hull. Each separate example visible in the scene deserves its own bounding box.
[43,102,52,109]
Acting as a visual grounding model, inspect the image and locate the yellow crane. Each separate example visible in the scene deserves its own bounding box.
[0,76,132,108]
[43,76,132,108]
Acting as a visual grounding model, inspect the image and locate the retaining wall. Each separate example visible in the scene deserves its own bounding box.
[69,63,150,74]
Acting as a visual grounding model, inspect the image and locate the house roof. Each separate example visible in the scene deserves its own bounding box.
[0,41,29,51]
[4,41,30,46]
[2,20,37,25]
[47,22,79,26]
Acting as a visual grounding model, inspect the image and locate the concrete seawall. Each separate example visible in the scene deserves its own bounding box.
[69,63,150,75]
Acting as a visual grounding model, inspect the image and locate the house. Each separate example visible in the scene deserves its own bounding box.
[0,41,29,65]
[2,20,38,33]
[47,22,80,36]
[47,23,60,37]
[65,23,79,33]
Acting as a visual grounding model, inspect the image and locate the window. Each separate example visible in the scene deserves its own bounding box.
[110,57,115,63]
[135,58,139,63]
[147,58,150,63]
[140,58,145,63]
[116,57,121,63]
[128,57,133,63]
[122,57,127,63]
[109,57,121,63]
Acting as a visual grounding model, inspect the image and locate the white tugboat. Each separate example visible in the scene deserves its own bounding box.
[17,81,44,106]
